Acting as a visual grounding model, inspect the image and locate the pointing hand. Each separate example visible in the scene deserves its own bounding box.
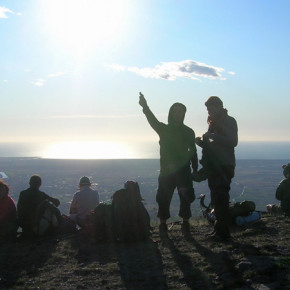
[139,92,147,108]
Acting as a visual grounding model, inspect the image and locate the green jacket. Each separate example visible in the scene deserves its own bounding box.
[142,104,198,176]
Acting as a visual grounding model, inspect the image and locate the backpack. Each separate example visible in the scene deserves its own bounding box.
[112,181,151,242]
[229,200,256,220]
[32,200,62,236]
[87,202,114,242]
[199,194,256,224]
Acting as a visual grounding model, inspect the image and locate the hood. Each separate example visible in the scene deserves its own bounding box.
[283,163,290,178]
[168,102,186,126]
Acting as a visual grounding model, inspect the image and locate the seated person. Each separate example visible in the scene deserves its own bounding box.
[69,176,99,227]
[0,180,17,238]
[17,174,60,236]
[276,163,290,216]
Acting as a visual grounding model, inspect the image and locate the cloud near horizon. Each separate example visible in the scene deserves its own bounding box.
[48,114,141,119]
[0,7,13,18]
[0,6,20,18]
[107,60,227,81]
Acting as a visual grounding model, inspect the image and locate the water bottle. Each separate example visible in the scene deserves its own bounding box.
[235,211,261,226]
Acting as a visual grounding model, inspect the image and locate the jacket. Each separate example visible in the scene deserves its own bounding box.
[276,178,290,215]
[142,103,198,176]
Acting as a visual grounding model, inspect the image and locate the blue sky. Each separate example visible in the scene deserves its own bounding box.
[0,0,289,158]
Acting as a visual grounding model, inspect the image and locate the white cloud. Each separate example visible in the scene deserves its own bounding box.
[107,60,227,81]
[3,80,8,82]
[33,79,45,87]
[0,7,14,18]
[48,72,66,78]
[228,71,236,75]
[48,114,140,119]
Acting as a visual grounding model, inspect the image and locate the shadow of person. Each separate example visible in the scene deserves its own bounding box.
[0,235,58,288]
[116,238,168,290]
[161,234,211,289]
[186,236,245,288]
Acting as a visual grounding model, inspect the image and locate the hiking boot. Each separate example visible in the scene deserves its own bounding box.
[181,221,190,233]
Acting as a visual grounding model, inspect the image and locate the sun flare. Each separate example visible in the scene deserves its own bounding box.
[40,0,130,59]
[42,141,133,159]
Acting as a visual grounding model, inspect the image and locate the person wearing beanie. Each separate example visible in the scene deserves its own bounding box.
[17,174,60,236]
[139,92,198,235]
[275,164,290,216]
[69,176,99,227]
[195,96,238,241]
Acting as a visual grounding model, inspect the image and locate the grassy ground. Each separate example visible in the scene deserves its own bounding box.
[0,214,289,289]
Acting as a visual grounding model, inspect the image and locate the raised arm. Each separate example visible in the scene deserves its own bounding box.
[139,92,163,134]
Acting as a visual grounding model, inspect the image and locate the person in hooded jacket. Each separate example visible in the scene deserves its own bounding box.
[139,92,198,234]
[276,163,290,216]
[195,96,238,241]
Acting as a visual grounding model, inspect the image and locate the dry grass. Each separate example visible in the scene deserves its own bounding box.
[0,214,289,289]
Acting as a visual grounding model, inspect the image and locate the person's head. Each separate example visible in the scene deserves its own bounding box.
[168,102,186,126]
[282,164,290,178]
[29,175,42,189]
[79,176,91,188]
[124,180,142,201]
[0,180,9,199]
[205,96,223,118]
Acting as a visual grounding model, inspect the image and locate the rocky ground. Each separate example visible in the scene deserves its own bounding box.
[0,214,289,289]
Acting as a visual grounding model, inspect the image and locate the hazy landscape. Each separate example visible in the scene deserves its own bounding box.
[0,157,286,219]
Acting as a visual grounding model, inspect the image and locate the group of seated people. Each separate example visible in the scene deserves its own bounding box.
[0,174,99,238]
[1,163,290,239]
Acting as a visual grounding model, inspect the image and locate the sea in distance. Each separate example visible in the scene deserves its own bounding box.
[1,161,289,220]
[1,141,290,220]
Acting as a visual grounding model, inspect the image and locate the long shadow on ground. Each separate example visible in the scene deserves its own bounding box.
[0,236,58,289]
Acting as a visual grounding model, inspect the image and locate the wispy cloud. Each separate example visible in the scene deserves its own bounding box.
[33,79,45,87]
[107,60,227,81]
[31,72,65,86]
[228,71,236,75]
[3,80,8,83]
[49,114,140,119]
[48,72,66,78]
[0,6,13,18]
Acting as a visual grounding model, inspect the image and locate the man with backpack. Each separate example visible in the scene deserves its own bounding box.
[195,96,238,241]
[139,92,198,234]
[17,175,61,237]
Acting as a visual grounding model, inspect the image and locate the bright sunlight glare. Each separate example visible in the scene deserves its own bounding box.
[40,0,130,59]
[42,141,133,159]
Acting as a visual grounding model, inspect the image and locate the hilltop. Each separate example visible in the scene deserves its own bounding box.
[0,214,289,289]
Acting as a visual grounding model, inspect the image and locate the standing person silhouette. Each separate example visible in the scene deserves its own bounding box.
[195,96,238,241]
[139,92,198,234]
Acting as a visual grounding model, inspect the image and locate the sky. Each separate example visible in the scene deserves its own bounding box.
[0,0,290,159]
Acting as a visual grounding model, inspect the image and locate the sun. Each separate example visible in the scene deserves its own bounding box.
[42,141,133,159]
[39,0,130,59]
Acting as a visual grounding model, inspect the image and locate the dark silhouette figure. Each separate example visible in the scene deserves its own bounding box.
[17,174,60,236]
[0,180,17,238]
[195,96,238,241]
[275,163,290,216]
[139,92,198,234]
